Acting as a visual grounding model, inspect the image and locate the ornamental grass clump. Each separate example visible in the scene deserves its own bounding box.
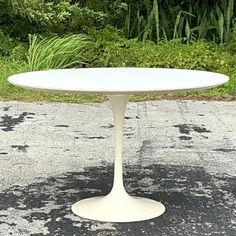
[27,34,90,71]
[125,0,235,43]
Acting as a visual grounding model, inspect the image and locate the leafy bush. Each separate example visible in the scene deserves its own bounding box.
[0,31,16,56]
[0,0,108,40]
[226,27,236,53]
[27,34,90,71]
[88,28,235,72]
[0,30,27,61]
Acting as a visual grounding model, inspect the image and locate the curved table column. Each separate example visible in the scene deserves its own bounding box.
[71,94,165,222]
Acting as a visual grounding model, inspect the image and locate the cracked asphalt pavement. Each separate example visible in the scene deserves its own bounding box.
[0,100,235,236]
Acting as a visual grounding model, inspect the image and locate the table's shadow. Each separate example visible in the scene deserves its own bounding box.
[0,164,235,236]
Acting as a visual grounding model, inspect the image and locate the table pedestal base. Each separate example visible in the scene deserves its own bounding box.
[72,191,165,222]
[72,94,165,222]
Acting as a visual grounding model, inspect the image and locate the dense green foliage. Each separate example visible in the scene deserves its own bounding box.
[88,28,234,71]
[125,0,236,43]
[1,0,236,43]
[0,27,236,102]
[0,0,108,39]
[0,1,236,102]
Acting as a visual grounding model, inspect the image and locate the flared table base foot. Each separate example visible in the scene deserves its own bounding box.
[72,194,165,222]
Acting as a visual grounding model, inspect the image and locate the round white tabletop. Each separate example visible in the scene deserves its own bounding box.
[7,68,229,223]
[8,68,229,94]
